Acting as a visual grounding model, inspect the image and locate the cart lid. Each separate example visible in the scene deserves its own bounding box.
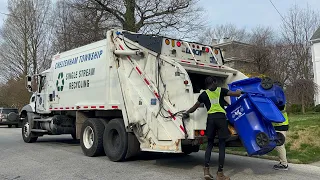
[249,94,285,123]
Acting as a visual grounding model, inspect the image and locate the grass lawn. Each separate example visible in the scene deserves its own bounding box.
[200,113,320,164]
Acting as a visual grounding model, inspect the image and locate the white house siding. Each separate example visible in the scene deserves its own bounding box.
[312,42,320,105]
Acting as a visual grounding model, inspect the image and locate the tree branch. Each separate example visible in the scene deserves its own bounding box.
[92,0,125,24]
[144,2,190,20]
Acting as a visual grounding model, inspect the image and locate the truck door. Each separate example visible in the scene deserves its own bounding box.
[36,75,49,113]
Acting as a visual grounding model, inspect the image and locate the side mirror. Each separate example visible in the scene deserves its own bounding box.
[26,76,33,92]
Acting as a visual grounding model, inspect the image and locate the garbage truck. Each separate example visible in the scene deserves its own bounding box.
[20,29,284,161]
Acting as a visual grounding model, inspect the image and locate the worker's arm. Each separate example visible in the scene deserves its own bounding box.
[227,89,242,97]
[186,101,201,114]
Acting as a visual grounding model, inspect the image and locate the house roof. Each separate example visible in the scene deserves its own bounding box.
[212,40,252,48]
[311,27,320,41]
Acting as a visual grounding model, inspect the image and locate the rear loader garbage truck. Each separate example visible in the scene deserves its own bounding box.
[20,29,262,161]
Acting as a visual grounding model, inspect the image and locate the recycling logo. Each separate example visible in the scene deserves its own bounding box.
[231,105,245,121]
[56,72,64,91]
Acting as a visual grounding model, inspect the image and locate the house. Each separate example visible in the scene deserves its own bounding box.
[311,27,320,105]
[212,39,255,74]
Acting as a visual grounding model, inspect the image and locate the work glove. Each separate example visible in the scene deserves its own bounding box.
[182,111,190,119]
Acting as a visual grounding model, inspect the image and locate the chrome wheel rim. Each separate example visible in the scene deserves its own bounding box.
[83,126,94,149]
[23,122,30,138]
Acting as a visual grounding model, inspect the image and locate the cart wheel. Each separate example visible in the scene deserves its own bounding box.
[275,132,285,146]
[260,77,274,90]
[256,132,269,148]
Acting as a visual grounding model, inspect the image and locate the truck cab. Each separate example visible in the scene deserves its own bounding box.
[22,70,52,115]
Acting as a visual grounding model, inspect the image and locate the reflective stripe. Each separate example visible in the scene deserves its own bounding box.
[205,87,225,114]
[273,106,289,126]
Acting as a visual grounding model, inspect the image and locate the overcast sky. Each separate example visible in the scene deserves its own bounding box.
[0,0,7,27]
[0,0,319,31]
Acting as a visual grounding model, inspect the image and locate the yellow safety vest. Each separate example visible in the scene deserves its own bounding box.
[205,88,226,114]
[273,106,289,127]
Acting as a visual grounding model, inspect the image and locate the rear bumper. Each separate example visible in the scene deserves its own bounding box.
[182,136,207,146]
[182,135,243,147]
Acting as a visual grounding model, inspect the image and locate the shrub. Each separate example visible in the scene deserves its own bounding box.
[289,104,302,113]
[314,104,320,112]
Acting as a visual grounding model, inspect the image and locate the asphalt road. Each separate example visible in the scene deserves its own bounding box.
[1,126,320,180]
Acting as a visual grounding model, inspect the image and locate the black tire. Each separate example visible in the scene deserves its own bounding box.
[275,132,285,146]
[8,125,12,128]
[103,118,128,162]
[80,118,105,157]
[21,115,38,143]
[260,77,274,90]
[182,145,200,155]
[256,132,269,148]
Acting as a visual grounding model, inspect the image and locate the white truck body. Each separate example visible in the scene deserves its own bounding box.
[21,29,247,160]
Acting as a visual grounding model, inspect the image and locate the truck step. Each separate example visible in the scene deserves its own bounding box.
[33,119,51,122]
[31,129,48,133]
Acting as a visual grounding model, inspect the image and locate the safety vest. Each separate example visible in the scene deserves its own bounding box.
[205,87,226,114]
[273,106,289,127]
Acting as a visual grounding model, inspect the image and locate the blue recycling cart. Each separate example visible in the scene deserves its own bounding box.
[225,92,286,156]
[228,77,286,108]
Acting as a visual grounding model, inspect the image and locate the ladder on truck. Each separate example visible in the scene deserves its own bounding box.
[183,42,221,65]
[112,31,188,152]
[180,42,238,76]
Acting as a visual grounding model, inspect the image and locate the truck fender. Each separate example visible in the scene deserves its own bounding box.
[20,105,35,118]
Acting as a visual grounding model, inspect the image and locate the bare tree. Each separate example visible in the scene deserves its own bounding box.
[280,4,320,111]
[0,76,31,109]
[0,0,53,109]
[53,0,116,52]
[0,0,53,80]
[286,79,318,113]
[247,26,274,74]
[0,1,31,79]
[72,0,204,38]
[198,24,247,45]
[281,4,320,81]
[268,41,292,86]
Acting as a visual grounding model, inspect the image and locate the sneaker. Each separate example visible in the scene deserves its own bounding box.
[273,163,288,170]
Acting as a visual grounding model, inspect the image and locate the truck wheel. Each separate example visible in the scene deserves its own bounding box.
[80,119,105,157]
[103,118,128,162]
[8,125,12,128]
[22,119,38,143]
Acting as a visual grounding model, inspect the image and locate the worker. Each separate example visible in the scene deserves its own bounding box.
[184,76,242,180]
[272,105,289,170]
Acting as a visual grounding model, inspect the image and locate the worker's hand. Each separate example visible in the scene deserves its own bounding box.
[182,111,190,119]
[236,89,243,96]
